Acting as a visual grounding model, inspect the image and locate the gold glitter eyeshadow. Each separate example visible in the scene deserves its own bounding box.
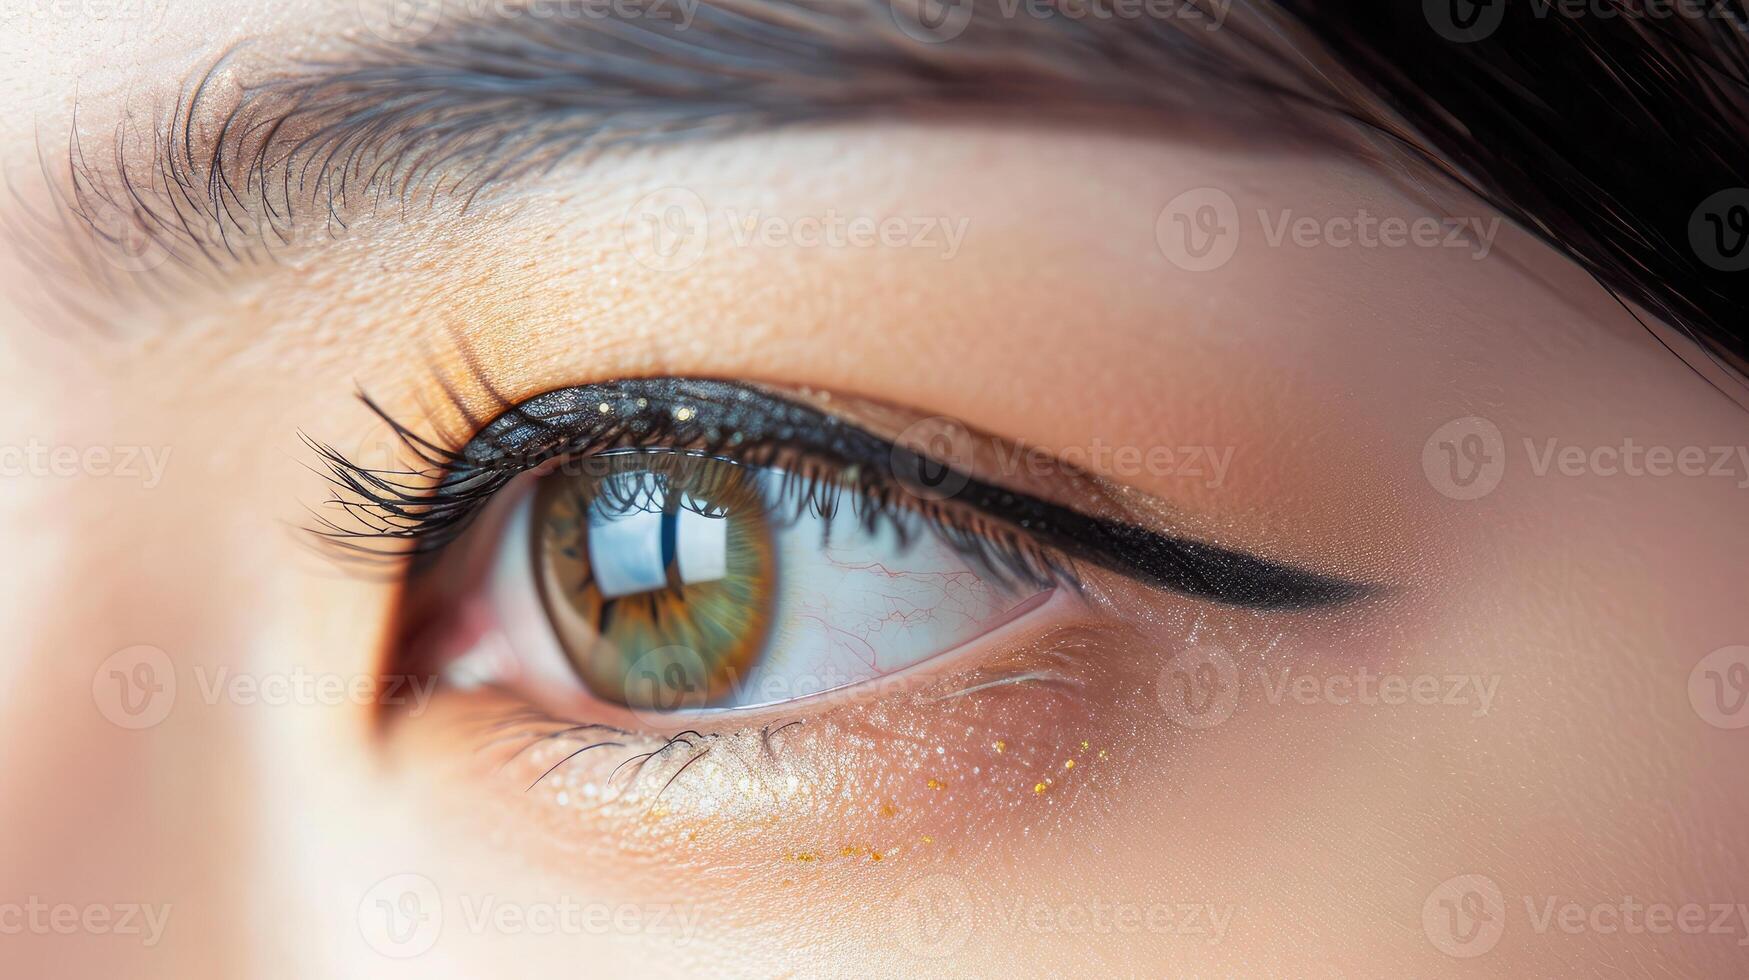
[532,454,777,709]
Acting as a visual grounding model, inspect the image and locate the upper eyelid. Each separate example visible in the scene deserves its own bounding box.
[422,377,1374,610]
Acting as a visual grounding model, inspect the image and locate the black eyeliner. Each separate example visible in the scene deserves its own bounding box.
[430,378,1373,611]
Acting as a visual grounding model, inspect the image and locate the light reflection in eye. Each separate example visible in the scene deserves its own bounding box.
[479,450,1053,715]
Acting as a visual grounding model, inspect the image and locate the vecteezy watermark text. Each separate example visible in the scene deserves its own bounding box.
[992,438,1234,487]
[1157,188,1502,272]
[888,0,1230,45]
[620,187,972,271]
[93,645,438,730]
[1158,647,1503,731]
[1422,417,1749,502]
[722,208,968,258]
[357,0,701,44]
[1423,873,1749,959]
[0,441,171,488]
[995,896,1235,942]
[0,899,171,947]
[357,873,704,958]
[1257,665,1500,719]
[456,894,704,942]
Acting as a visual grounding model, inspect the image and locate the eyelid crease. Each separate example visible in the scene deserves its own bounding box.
[311,376,1375,611]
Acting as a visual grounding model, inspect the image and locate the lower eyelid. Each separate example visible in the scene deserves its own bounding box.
[413,635,1115,871]
[414,591,1165,844]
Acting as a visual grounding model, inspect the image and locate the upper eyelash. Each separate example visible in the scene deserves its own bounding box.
[305,376,1374,610]
[303,378,1072,591]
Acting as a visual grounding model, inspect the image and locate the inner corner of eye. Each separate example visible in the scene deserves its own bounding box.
[444,447,1058,719]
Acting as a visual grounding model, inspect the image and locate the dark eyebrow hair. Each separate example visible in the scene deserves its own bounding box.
[11,0,1749,393]
[23,0,1294,294]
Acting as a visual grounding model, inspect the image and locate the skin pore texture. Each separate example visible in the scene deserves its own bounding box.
[3,3,1748,979]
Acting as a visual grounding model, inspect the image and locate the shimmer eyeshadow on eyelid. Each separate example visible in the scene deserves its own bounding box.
[422,378,1375,611]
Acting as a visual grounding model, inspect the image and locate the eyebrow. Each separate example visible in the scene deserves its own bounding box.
[19,0,1315,297]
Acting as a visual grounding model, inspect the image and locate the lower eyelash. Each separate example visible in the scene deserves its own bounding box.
[471,641,1096,806]
[475,703,807,808]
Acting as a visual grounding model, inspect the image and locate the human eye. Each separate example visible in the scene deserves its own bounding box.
[312,374,1371,854]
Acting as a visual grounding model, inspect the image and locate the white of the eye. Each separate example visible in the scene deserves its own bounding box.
[446,488,577,696]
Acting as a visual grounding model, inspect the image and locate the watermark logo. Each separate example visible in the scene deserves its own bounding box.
[1431,0,1749,44]
[889,0,974,42]
[1157,656,1503,729]
[1158,193,1498,271]
[1424,876,1749,955]
[891,873,975,958]
[892,416,975,501]
[1422,416,1507,501]
[1157,644,1239,730]
[1423,873,1507,958]
[359,873,443,958]
[358,0,443,42]
[1157,187,1240,272]
[1425,417,1749,501]
[620,644,713,726]
[1689,645,1749,730]
[92,657,437,727]
[1690,188,1749,272]
[1424,0,1505,42]
[620,187,710,271]
[92,645,175,730]
[79,198,171,274]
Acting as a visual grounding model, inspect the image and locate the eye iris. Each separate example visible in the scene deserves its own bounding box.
[532,453,776,710]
